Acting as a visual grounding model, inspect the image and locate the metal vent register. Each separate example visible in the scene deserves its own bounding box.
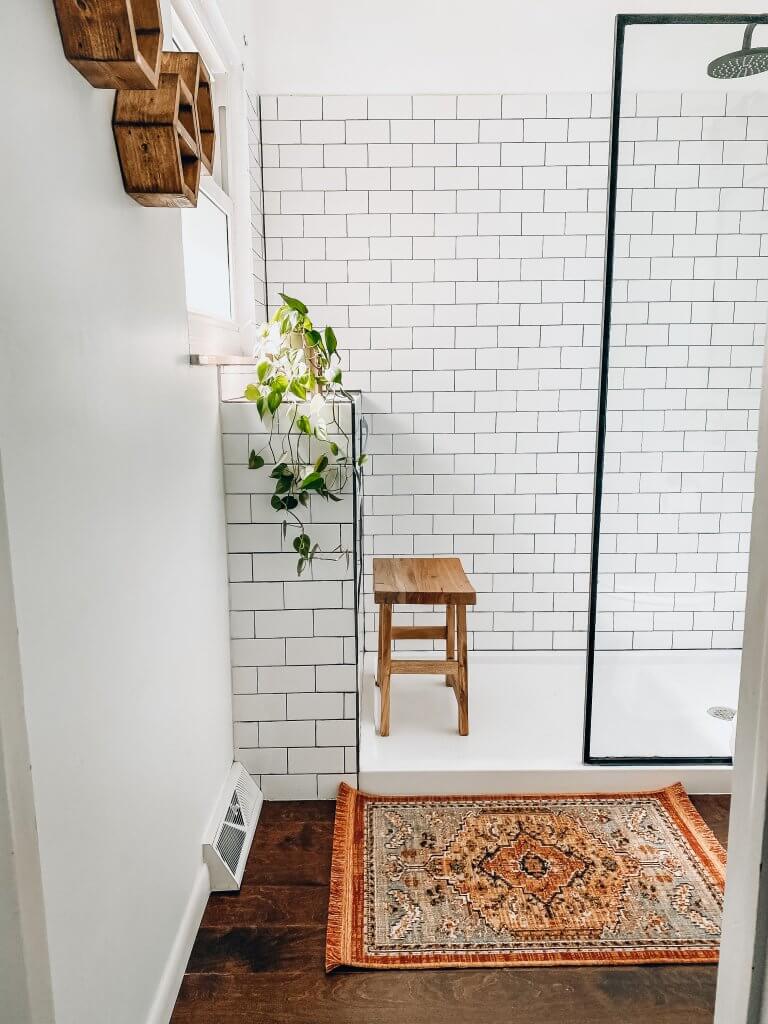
[203,763,263,891]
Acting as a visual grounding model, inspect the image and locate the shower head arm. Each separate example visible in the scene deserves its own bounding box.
[744,23,756,50]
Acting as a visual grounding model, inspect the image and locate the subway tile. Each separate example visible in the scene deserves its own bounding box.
[413,94,458,119]
[368,95,412,119]
[278,95,322,120]
[323,95,367,119]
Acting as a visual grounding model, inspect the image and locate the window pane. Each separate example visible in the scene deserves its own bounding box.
[181,191,232,320]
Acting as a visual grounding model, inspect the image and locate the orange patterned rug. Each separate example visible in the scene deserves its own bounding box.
[326,783,725,970]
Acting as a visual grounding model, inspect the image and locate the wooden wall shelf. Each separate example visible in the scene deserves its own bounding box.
[52,0,163,90]
[113,67,201,207]
[161,52,216,174]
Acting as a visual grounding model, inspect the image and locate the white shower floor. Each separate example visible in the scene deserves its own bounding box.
[591,649,739,760]
[359,650,735,795]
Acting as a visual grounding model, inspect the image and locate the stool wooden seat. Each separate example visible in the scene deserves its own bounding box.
[373,557,476,737]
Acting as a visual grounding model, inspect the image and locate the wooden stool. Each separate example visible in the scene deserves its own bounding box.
[373,557,477,737]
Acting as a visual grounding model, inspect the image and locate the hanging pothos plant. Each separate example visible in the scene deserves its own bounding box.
[244,293,366,575]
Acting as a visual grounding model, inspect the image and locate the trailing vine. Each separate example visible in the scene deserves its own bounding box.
[244,293,366,575]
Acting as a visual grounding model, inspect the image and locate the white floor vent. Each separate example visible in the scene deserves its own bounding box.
[203,763,262,891]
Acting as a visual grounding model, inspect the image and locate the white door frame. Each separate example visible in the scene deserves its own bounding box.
[715,324,768,1023]
[0,455,54,1023]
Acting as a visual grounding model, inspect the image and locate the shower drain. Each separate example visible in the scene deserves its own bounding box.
[707,706,736,722]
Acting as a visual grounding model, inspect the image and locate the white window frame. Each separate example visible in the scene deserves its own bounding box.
[167,0,254,357]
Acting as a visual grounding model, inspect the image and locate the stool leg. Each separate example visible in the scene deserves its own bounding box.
[379,604,392,737]
[445,603,456,686]
[375,608,383,687]
[456,604,469,736]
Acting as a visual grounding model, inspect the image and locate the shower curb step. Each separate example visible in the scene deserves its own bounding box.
[358,766,732,797]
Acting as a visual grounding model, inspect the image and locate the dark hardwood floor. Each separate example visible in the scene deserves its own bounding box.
[171,794,730,1024]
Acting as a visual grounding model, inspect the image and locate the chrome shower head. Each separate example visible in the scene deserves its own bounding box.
[708,23,768,79]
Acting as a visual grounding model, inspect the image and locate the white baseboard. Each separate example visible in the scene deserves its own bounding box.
[146,864,210,1024]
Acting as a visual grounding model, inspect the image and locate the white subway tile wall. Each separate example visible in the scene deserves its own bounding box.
[600,91,767,651]
[222,399,360,799]
[259,92,767,657]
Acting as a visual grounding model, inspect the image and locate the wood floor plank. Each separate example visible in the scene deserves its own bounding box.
[691,795,729,850]
[172,793,729,1024]
[173,965,718,1024]
[200,884,329,928]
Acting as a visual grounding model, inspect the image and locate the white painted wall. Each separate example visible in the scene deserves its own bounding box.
[253,2,768,95]
[0,1,245,1021]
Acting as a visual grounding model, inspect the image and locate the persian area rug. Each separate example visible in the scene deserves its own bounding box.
[326,783,725,970]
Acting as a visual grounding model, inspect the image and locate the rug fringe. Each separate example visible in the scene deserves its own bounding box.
[326,782,357,972]
[662,782,727,886]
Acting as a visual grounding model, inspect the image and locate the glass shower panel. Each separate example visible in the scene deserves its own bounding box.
[589,21,767,761]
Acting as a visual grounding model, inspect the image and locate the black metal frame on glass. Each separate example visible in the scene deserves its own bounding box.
[583,13,768,767]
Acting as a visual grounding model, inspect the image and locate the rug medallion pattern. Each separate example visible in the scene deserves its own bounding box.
[327,784,725,970]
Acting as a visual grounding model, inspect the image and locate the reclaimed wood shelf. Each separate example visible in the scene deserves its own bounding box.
[113,63,201,207]
[52,0,163,90]
[161,51,216,174]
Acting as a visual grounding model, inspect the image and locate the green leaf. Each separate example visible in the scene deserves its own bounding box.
[314,454,329,473]
[257,361,270,382]
[274,476,292,495]
[284,495,299,510]
[278,292,308,316]
[298,491,310,506]
[292,534,310,556]
[332,369,343,384]
[327,492,342,502]
[244,383,260,402]
[289,379,307,400]
[270,463,288,479]
[267,390,282,415]
[248,450,265,470]
[330,442,340,456]
[357,453,368,466]
[297,557,306,576]
[300,471,323,490]
[296,414,312,435]
[256,396,266,419]
[324,326,337,357]
[270,494,284,511]
[273,374,289,392]
[305,329,321,347]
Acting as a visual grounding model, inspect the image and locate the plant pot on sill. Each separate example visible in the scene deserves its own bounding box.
[287,331,323,391]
